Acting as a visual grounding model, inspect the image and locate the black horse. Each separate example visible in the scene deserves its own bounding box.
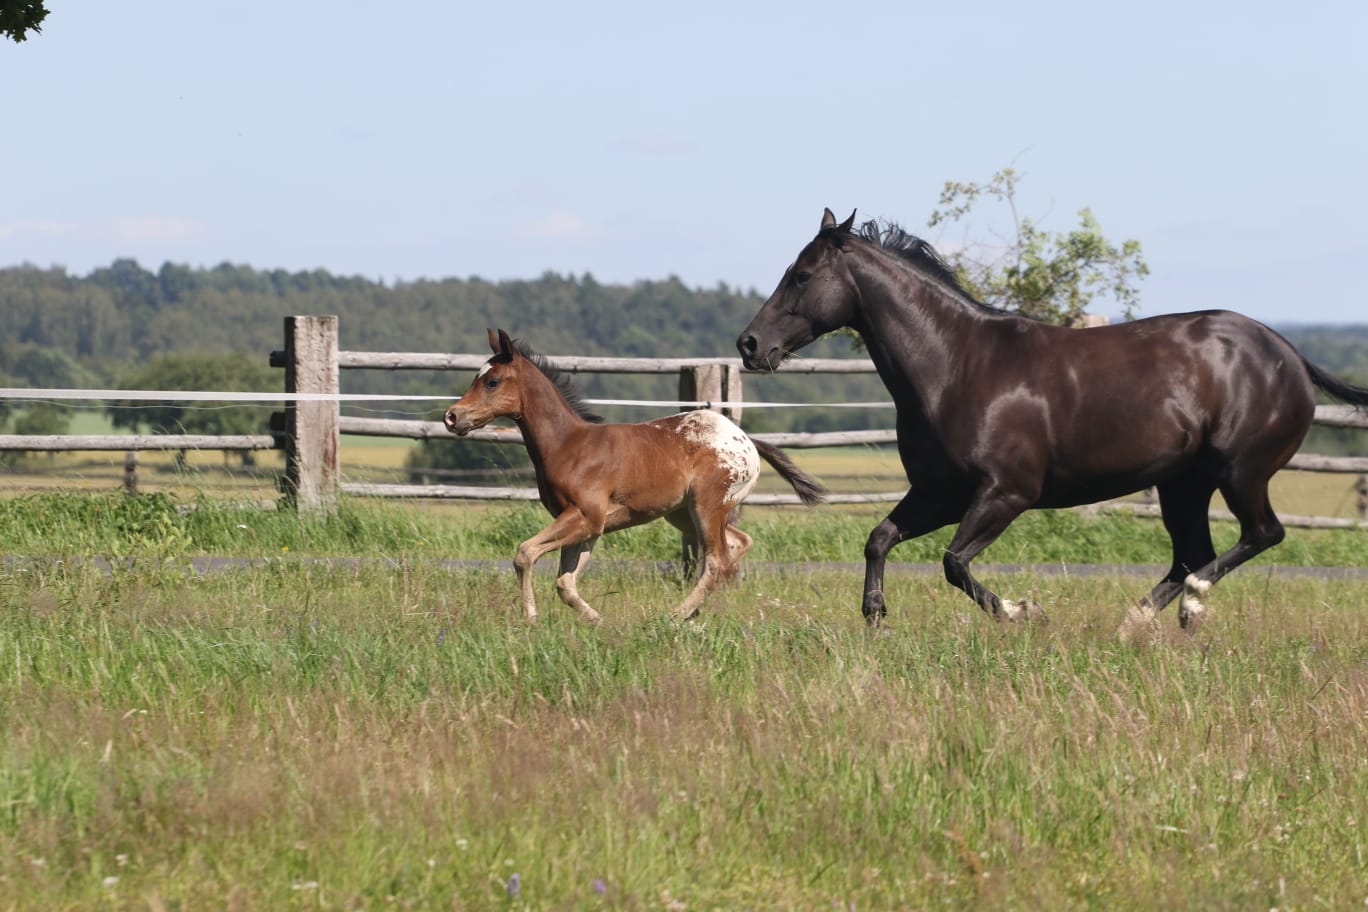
[738,208,1368,628]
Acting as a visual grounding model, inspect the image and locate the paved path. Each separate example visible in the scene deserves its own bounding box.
[5,555,1368,580]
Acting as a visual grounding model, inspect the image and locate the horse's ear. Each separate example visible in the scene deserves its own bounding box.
[496,329,516,356]
[486,327,501,354]
[821,207,837,230]
[838,209,857,233]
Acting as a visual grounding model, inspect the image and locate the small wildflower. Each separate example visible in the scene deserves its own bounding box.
[455,838,469,851]
[115,854,129,867]
[507,873,521,898]
[593,879,607,894]
[281,545,289,552]
[102,876,118,889]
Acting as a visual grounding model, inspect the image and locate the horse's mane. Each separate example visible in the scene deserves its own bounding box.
[833,220,1004,315]
[510,337,604,424]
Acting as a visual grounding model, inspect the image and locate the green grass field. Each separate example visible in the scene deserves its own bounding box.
[1,494,1367,908]
[2,559,1366,910]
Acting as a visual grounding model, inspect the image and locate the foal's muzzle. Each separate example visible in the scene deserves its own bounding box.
[444,406,474,436]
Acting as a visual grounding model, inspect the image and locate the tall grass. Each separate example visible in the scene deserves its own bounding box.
[1,560,1367,909]
[2,493,1366,907]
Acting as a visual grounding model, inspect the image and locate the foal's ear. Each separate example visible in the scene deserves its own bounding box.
[486,327,501,354]
[496,329,516,357]
[837,209,857,233]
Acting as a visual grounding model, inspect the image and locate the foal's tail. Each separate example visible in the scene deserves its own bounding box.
[1303,357,1368,410]
[752,439,828,506]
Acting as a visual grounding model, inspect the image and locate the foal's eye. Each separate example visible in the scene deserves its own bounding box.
[793,270,812,286]
[484,377,502,390]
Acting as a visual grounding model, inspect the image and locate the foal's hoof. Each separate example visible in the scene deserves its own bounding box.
[1178,574,1213,630]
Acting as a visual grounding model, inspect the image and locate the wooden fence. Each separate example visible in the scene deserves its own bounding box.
[3,315,1368,527]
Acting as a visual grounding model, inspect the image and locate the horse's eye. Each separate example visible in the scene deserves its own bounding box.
[484,377,502,390]
[794,270,812,286]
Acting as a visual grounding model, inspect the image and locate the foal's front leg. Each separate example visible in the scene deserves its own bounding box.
[514,509,596,621]
[555,537,601,623]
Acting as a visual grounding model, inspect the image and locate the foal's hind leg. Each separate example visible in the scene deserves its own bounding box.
[554,536,602,623]
[719,523,752,584]
[671,504,734,621]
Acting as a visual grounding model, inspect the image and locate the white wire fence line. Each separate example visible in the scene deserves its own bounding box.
[0,388,896,410]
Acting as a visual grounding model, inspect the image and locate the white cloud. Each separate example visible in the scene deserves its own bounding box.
[513,212,596,241]
[109,215,208,243]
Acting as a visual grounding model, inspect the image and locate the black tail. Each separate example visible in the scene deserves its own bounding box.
[752,438,827,506]
[1303,357,1368,410]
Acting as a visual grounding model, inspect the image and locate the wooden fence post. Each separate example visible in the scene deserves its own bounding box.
[676,363,745,569]
[123,450,138,496]
[282,315,340,515]
[1356,473,1368,522]
[678,363,744,423]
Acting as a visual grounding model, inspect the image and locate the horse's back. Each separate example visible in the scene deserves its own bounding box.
[966,309,1319,505]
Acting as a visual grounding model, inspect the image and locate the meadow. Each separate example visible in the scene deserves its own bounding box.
[1,485,1367,910]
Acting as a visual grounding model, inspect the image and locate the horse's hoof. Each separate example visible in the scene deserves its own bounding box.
[1118,602,1161,645]
[1178,574,1212,630]
[999,598,1047,623]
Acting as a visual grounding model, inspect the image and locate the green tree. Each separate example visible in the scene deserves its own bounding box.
[1,0,46,41]
[928,166,1149,325]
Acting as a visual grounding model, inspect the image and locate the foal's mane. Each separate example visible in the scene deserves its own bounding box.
[509,337,604,424]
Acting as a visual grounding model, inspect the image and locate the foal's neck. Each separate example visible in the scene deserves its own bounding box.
[513,362,595,460]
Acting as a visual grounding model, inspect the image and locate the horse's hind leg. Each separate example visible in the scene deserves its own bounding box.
[1177,475,1286,628]
[1139,475,1219,612]
[555,536,601,623]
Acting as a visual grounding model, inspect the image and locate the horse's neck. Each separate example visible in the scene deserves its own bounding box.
[850,258,991,415]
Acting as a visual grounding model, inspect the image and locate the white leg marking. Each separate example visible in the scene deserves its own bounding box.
[1179,573,1213,626]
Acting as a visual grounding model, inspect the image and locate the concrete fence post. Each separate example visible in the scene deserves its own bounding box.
[282,315,340,515]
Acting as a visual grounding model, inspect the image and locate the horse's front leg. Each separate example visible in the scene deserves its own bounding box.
[514,509,596,621]
[862,488,958,627]
[941,484,1040,621]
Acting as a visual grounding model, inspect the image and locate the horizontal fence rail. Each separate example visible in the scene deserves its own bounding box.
[2,316,1366,527]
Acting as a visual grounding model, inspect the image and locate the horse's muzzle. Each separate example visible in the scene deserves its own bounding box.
[736,332,782,372]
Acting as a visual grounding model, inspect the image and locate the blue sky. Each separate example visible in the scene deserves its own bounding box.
[3,0,1365,324]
